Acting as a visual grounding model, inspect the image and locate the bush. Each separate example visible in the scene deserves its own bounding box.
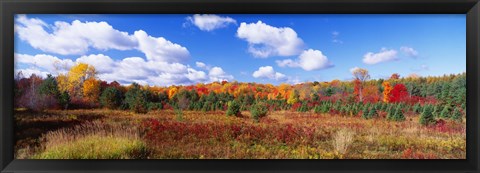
[420,105,436,126]
[100,87,123,109]
[226,100,241,116]
[250,102,268,122]
[147,102,163,111]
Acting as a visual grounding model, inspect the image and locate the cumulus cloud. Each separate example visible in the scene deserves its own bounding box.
[15,67,50,79]
[186,14,236,31]
[276,49,334,71]
[15,53,74,73]
[209,67,234,82]
[76,54,115,73]
[15,15,191,63]
[134,30,190,63]
[252,66,287,81]
[236,21,304,58]
[16,53,233,86]
[362,48,398,65]
[400,46,418,57]
[15,15,137,55]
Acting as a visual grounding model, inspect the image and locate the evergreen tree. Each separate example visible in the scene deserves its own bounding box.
[420,104,436,126]
[451,106,462,121]
[439,105,451,119]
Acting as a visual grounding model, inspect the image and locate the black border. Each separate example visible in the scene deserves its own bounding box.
[1,0,479,172]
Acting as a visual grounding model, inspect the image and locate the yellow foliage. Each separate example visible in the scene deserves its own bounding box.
[67,63,97,97]
[168,87,178,99]
[83,78,100,102]
[382,81,392,103]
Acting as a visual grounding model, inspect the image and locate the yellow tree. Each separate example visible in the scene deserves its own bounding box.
[382,81,392,103]
[83,78,100,102]
[56,74,69,93]
[67,63,97,97]
[287,89,299,105]
[168,87,178,99]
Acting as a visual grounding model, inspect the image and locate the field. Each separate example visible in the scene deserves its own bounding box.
[15,108,466,159]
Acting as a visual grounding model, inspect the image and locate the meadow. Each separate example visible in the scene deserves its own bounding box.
[15,108,465,159]
[14,64,466,159]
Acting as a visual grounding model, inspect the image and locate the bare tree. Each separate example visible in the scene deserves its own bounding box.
[351,68,370,102]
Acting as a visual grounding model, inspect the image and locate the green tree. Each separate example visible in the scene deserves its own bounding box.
[420,105,436,126]
[226,100,241,116]
[100,87,123,109]
[250,101,268,122]
[451,107,462,121]
[124,83,148,114]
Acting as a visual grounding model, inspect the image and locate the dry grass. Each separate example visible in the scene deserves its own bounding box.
[15,109,466,159]
[332,129,356,155]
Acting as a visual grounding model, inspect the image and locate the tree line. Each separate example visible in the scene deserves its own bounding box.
[15,63,466,125]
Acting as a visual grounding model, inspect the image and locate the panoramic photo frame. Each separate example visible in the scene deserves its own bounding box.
[1,0,480,172]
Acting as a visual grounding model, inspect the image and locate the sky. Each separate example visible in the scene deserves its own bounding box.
[14,14,466,86]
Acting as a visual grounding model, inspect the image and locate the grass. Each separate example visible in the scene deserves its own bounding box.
[34,135,147,159]
[14,109,466,159]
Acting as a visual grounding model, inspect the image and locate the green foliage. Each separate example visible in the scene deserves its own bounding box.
[413,103,421,113]
[439,105,451,119]
[38,74,60,96]
[100,87,123,109]
[226,100,241,116]
[58,91,70,110]
[388,105,405,121]
[362,104,370,118]
[297,102,309,112]
[420,105,436,126]
[124,83,148,114]
[451,107,462,121]
[175,108,184,121]
[250,101,269,122]
[147,102,163,111]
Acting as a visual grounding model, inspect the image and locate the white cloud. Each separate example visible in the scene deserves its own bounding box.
[15,67,50,79]
[400,46,418,57]
[209,67,234,82]
[16,52,233,86]
[276,49,334,71]
[15,15,137,55]
[332,31,343,44]
[362,48,398,65]
[196,61,207,68]
[134,30,190,63]
[186,14,236,31]
[76,54,115,73]
[252,66,287,81]
[15,15,191,64]
[15,53,74,73]
[236,21,304,58]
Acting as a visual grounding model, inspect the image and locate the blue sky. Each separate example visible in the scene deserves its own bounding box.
[14,14,466,86]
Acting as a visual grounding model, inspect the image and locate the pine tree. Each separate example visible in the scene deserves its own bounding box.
[451,106,462,121]
[439,105,450,119]
[420,105,436,126]
[392,105,405,121]
[413,103,421,113]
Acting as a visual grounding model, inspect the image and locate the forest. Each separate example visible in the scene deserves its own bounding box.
[14,63,466,159]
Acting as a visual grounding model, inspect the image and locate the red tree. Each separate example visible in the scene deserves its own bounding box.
[389,84,409,103]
